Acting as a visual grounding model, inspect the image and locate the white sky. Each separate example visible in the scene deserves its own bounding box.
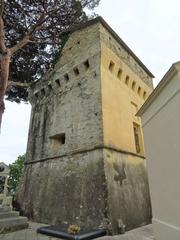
[1,0,180,164]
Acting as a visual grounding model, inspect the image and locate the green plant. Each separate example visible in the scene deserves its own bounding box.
[8,154,25,194]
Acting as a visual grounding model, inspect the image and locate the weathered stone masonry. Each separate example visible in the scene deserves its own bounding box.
[17,17,154,234]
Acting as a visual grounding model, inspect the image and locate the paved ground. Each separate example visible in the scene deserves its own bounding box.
[0,222,154,240]
[99,225,154,240]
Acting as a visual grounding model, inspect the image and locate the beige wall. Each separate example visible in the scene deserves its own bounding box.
[99,24,153,232]
[141,64,180,239]
[101,42,152,154]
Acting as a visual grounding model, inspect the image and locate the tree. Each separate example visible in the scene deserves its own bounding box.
[8,154,25,194]
[0,0,100,127]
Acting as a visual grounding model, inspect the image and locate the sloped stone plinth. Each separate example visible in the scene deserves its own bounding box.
[0,206,28,233]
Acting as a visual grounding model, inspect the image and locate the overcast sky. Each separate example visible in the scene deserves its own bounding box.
[1,0,180,165]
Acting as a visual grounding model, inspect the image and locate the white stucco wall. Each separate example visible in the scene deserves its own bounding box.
[140,63,180,240]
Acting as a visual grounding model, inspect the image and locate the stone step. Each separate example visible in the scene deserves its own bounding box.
[0,211,19,219]
[0,216,28,233]
[0,206,11,212]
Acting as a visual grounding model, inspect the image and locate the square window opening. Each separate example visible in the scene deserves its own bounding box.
[48,84,52,91]
[64,74,69,82]
[132,81,136,90]
[50,133,66,146]
[84,60,90,70]
[143,91,147,100]
[55,79,60,86]
[138,86,141,96]
[41,88,45,95]
[34,92,39,98]
[117,69,122,80]
[109,61,115,72]
[125,76,130,85]
[73,67,80,76]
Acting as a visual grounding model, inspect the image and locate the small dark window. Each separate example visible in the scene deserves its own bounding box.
[132,81,136,90]
[138,86,141,96]
[143,91,147,100]
[41,88,45,96]
[60,134,65,144]
[84,60,90,70]
[34,92,39,98]
[133,123,142,154]
[50,133,66,146]
[125,76,129,85]
[117,69,122,80]
[109,61,115,72]
[55,79,60,86]
[77,41,80,45]
[64,74,69,82]
[73,67,80,76]
[48,84,52,91]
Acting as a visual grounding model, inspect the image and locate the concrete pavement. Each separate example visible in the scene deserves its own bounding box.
[99,225,154,240]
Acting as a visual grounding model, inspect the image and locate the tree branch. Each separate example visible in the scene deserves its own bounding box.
[0,0,4,16]
[9,12,48,54]
[10,35,32,54]
[10,4,63,55]
[28,13,47,35]
[8,81,29,88]
[0,0,6,53]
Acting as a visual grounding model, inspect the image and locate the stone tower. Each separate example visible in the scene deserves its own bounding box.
[17,17,154,234]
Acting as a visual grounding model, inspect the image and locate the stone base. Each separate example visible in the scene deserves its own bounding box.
[0,205,28,233]
[17,148,151,235]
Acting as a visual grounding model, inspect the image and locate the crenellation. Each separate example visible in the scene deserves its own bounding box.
[100,25,153,88]
[30,55,98,105]
[106,59,151,100]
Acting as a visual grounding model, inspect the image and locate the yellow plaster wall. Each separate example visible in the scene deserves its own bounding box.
[101,43,153,154]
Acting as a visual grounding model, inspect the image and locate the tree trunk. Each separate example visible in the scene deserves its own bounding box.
[0,50,11,128]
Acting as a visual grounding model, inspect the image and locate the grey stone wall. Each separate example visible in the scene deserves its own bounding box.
[18,149,109,229]
[26,24,103,163]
